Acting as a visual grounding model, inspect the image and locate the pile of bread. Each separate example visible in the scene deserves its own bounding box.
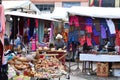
[8,55,66,78]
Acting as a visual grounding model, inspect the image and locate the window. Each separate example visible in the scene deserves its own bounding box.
[101,0,115,7]
[62,2,80,8]
[35,4,54,12]
[93,0,115,7]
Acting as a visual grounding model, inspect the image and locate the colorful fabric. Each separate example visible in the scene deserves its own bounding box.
[69,16,79,27]
[93,18,101,31]
[106,19,116,34]
[100,25,107,39]
[116,31,120,46]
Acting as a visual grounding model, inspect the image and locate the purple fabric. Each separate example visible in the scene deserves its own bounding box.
[101,25,107,39]
[93,25,100,36]
[49,22,54,42]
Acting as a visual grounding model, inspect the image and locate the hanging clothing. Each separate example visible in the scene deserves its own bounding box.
[29,18,35,38]
[106,19,116,34]
[86,34,92,46]
[100,24,107,39]
[10,16,18,40]
[92,25,100,36]
[49,22,54,42]
[69,16,79,27]
[116,31,120,46]
[85,18,93,33]
[38,20,44,43]
[0,5,5,45]
[91,33,100,45]
[79,16,86,30]
[93,18,101,31]
[19,17,24,36]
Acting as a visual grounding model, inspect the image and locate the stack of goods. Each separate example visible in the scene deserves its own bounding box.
[8,54,67,79]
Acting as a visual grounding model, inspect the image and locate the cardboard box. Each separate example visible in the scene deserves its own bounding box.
[97,62,109,77]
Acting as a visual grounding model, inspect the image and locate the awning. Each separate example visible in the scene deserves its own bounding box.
[3,0,41,14]
[51,7,69,21]
[5,11,60,22]
[68,6,120,19]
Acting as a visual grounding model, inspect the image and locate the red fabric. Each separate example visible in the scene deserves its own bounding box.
[116,31,120,46]
[86,36,92,46]
[91,34,100,45]
[79,36,86,46]
[69,16,79,27]
[86,26,92,33]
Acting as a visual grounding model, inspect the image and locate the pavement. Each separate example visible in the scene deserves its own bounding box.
[54,62,120,80]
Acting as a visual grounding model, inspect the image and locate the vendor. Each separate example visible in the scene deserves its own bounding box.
[54,34,65,50]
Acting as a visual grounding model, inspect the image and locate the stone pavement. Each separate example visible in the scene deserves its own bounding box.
[54,62,120,80]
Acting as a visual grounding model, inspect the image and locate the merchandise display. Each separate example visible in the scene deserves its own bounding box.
[8,53,67,79]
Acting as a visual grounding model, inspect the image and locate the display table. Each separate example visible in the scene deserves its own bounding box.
[80,54,120,62]
[80,53,120,76]
[39,51,67,65]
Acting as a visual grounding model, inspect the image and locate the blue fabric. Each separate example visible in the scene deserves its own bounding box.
[68,30,79,44]
[86,17,93,26]
[100,25,107,39]
[92,38,97,46]
[38,20,44,43]
[100,19,108,29]
[93,25,100,36]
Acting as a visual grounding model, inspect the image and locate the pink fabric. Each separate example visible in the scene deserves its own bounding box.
[86,26,92,33]
[0,5,5,45]
[0,5,5,65]
[86,36,92,46]
[69,16,79,27]
[31,39,36,51]
[79,36,86,46]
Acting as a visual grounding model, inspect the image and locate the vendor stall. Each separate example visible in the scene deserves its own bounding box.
[67,6,120,77]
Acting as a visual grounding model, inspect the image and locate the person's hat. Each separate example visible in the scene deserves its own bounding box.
[56,34,63,39]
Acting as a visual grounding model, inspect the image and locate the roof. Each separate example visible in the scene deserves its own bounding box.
[68,6,120,19]
[31,0,88,3]
[2,0,41,14]
[5,11,59,22]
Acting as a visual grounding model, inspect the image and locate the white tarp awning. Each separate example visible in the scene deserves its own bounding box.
[51,7,69,21]
[5,11,59,22]
[68,6,120,19]
[3,0,41,14]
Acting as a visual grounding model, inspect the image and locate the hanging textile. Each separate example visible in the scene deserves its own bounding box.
[19,17,24,36]
[38,20,44,43]
[0,5,5,45]
[10,16,18,40]
[29,18,35,38]
[49,22,54,42]
[106,19,116,34]
[69,16,79,27]
[85,17,93,33]
[93,18,101,31]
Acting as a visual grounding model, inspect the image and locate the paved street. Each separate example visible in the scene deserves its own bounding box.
[54,62,120,80]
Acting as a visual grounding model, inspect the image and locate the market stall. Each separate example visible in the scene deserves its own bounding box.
[4,11,68,80]
[67,6,120,77]
[8,53,67,80]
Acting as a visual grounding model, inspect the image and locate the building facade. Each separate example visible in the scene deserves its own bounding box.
[31,0,88,12]
[89,0,120,7]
